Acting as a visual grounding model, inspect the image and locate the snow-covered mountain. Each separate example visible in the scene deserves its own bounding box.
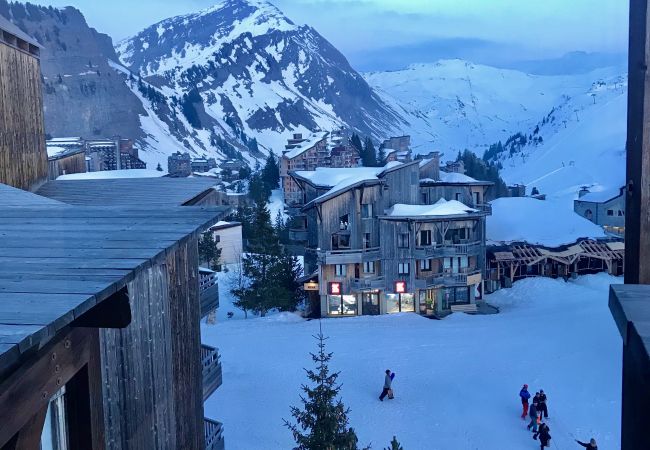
[365,60,627,203]
[115,0,406,164]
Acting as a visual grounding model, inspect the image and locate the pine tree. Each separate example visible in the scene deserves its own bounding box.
[350,133,363,154]
[362,137,377,167]
[198,232,222,271]
[284,330,368,450]
[156,162,163,172]
[262,151,280,190]
[385,436,404,450]
[377,144,386,166]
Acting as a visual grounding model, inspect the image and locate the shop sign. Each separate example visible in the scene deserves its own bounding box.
[394,280,407,294]
[329,282,342,295]
[304,281,319,291]
[467,273,482,286]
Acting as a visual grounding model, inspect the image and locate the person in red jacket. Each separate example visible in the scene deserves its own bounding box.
[520,384,531,418]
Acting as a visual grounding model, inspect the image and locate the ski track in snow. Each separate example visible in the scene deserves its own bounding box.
[202,273,622,450]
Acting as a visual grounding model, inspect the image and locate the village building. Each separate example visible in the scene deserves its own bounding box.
[192,157,218,173]
[508,183,527,197]
[209,221,244,265]
[168,151,192,177]
[290,156,492,317]
[381,136,412,163]
[47,145,87,180]
[485,197,624,293]
[280,132,330,207]
[574,186,626,236]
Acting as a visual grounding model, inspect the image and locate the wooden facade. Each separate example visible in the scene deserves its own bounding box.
[48,151,87,181]
[291,161,490,317]
[0,20,47,191]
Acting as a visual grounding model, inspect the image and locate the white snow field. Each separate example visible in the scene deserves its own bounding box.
[202,274,622,449]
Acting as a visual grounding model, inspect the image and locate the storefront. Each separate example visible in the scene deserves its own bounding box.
[327,294,358,315]
[361,291,380,315]
[386,293,416,313]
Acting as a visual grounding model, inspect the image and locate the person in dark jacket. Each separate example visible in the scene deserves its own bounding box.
[527,400,539,433]
[520,384,531,418]
[538,389,549,418]
[575,438,597,449]
[379,369,395,401]
[534,423,551,449]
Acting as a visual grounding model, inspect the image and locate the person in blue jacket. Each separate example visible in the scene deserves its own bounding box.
[379,369,395,401]
[520,384,531,418]
[527,399,539,433]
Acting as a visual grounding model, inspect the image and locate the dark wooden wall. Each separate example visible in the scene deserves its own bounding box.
[0,42,47,191]
[99,239,204,450]
[48,153,87,181]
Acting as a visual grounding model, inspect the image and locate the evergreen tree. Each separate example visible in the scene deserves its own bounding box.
[249,173,271,204]
[361,137,377,167]
[198,232,222,271]
[262,151,280,190]
[156,163,163,172]
[457,150,509,199]
[275,210,290,245]
[350,133,363,154]
[284,331,368,450]
[385,436,404,450]
[377,144,386,166]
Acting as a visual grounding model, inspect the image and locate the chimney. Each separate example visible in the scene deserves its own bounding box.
[578,186,590,198]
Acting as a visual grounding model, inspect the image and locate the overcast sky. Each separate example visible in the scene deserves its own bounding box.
[36,0,628,71]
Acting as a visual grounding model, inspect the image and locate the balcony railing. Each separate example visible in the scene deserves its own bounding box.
[474,203,492,214]
[199,269,219,318]
[204,418,225,450]
[319,246,381,264]
[350,276,385,290]
[201,344,222,401]
[289,228,308,241]
[414,241,482,258]
[419,269,482,287]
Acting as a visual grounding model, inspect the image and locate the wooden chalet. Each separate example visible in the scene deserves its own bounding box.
[0,194,227,449]
[290,159,492,317]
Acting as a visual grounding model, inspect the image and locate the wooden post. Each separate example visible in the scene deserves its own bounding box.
[626,0,650,283]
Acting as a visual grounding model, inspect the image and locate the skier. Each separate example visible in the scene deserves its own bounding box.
[538,389,549,419]
[520,384,531,418]
[379,369,395,401]
[533,423,551,449]
[527,399,539,433]
[575,438,598,449]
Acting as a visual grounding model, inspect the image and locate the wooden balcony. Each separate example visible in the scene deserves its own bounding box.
[351,276,385,291]
[474,203,492,215]
[289,228,308,241]
[199,268,219,318]
[414,241,482,259]
[204,417,225,450]
[319,246,381,264]
[416,269,482,288]
[201,344,222,401]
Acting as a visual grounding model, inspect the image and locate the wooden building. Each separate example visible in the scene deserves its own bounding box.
[290,158,491,317]
[280,132,329,206]
[0,16,47,191]
[0,196,227,449]
[47,146,87,181]
[574,186,626,236]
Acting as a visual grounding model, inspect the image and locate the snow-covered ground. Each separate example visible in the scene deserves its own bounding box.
[202,273,622,449]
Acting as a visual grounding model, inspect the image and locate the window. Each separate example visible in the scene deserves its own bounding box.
[421,192,428,204]
[397,233,409,248]
[618,210,624,217]
[473,191,480,205]
[420,230,432,246]
[420,259,431,271]
[607,209,614,216]
[455,192,462,201]
[398,262,410,275]
[364,232,371,248]
[335,264,346,276]
[585,209,593,220]
[363,261,376,273]
[361,203,373,218]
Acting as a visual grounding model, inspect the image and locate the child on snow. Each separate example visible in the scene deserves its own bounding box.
[527,399,539,433]
[379,369,395,401]
[534,423,551,449]
[538,389,549,419]
[575,438,598,449]
[520,384,531,418]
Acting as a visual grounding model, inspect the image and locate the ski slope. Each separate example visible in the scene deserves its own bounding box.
[202,273,622,449]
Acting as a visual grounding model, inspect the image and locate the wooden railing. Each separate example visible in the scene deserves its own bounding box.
[204,417,225,450]
[199,270,219,318]
[289,228,308,241]
[422,269,481,287]
[201,344,222,401]
[351,276,385,290]
[415,241,482,258]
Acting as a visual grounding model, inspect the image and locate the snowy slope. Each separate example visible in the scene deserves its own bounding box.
[202,273,621,449]
[366,60,627,203]
[116,0,406,157]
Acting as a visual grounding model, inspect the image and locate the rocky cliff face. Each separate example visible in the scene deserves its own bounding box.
[0,1,146,141]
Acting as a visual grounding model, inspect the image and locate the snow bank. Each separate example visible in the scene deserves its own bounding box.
[56,169,167,180]
[487,197,606,247]
[202,273,621,449]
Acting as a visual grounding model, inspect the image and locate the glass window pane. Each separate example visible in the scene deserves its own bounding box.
[342,295,357,315]
[400,293,415,312]
[328,295,342,314]
[386,293,400,313]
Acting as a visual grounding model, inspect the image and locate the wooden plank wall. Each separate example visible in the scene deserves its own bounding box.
[0,42,47,191]
[99,239,204,449]
[48,153,87,181]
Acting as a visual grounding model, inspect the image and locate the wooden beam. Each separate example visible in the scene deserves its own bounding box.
[626,0,650,283]
[0,327,94,448]
[1,406,48,450]
[71,287,131,328]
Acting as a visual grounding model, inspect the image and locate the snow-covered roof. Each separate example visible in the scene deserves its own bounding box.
[0,15,41,48]
[578,187,623,203]
[283,132,328,159]
[487,197,607,247]
[385,199,479,218]
[47,137,82,143]
[57,169,166,181]
[47,146,74,158]
[297,162,405,206]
